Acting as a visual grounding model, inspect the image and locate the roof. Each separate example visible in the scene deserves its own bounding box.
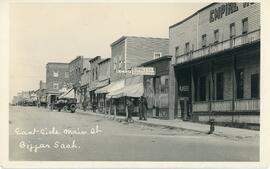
[141,55,172,66]
[110,36,169,47]
[98,58,111,64]
[89,56,101,63]
[169,3,215,29]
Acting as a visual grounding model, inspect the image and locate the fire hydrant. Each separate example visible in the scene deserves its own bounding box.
[209,119,215,134]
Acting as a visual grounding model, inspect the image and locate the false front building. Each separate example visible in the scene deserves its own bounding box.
[169,3,260,124]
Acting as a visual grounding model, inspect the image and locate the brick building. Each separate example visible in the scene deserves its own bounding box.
[46,62,70,106]
[169,3,260,124]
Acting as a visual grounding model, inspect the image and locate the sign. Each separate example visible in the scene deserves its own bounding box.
[179,85,189,92]
[210,3,239,23]
[117,70,132,74]
[131,67,155,75]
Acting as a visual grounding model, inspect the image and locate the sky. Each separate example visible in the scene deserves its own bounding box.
[9,2,208,102]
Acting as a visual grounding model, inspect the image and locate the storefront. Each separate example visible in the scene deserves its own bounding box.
[142,56,171,119]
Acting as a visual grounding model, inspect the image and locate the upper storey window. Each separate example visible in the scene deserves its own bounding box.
[184,42,190,53]
[202,34,207,48]
[242,17,248,34]
[214,29,219,44]
[230,23,236,38]
[153,52,162,59]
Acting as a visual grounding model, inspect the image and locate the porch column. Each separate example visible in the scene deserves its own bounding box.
[191,66,195,115]
[168,62,177,120]
[232,54,236,111]
[209,61,214,113]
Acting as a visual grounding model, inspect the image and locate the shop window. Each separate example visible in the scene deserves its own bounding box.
[65,72,69,78]
[230,23,236,38]
[214,29,219,43]
[202,34,207,48]
[53,83,59,89]
[216,72,224,100]
[153,52,162,59]
[251,73,259,98]
[185,42,190,54]
[236,69,244,99]
[175,46,179,57]
[161,75,169,93]
[92,69,95,81]
[53,71,59,77]
[242,18,248,34]
[199,76,206,101]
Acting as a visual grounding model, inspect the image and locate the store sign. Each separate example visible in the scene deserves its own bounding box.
[117,70,131,74]
[210,3,239,23]
[179,86,189,92]
[131,67,156,75]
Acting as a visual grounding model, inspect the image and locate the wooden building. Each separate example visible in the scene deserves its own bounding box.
[169,3,260,124]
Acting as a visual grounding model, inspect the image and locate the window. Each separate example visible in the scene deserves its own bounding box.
[202,34,207,47]
[53,83,59,89]
[199,76,206,101]
[242,18,248,34]
[236,69,244,99]
[160,75,169,93]
[92,69,95,81]
[214,29,219,43]
[113,57,117,71]
[96,67,98,80]
[185,42,190,53]
[230,23,236,38]
[251,73,259,98]
[53,71,59,77]
[216,72,224,100]
[65,72,69,78]
[175,46,179,57]
[154,52,162,59]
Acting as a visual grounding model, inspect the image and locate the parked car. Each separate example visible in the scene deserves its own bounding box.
[53,98,77,113]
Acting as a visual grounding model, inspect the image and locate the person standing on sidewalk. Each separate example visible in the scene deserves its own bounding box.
[141,96,148,121]
[126,97,134,122]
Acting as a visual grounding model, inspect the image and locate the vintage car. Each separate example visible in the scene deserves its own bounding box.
[53,98,77,113]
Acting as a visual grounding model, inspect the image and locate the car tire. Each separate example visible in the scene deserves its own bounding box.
[70,104,76,113]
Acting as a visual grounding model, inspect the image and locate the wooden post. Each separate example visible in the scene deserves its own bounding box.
[232,54,236,111]
[191,66,195,116]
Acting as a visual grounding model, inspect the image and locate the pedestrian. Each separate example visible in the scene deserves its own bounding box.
[126,97,134,122]
[141,96,148,121]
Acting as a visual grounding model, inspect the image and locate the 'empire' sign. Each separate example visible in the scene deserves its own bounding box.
[209,3,239,23]
[210,3,255,23]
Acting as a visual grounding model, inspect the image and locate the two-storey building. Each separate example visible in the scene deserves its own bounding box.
[46,62,70,106]
[169,3,260,124]
[104,36,169,116]
[88,56,103,111]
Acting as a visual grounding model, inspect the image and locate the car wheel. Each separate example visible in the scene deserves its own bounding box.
[70,104,76,113]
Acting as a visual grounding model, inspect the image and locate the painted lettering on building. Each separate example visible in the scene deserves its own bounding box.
[210,3,256,23]
[210,3,239,23]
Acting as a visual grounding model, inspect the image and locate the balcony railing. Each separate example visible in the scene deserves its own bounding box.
[193,102,209,112]
[234,99,260,112]
[176,29,260,64]
[192,99,259,113]
[211,100,233,112]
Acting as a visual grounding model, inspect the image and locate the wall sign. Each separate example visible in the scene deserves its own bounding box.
[210,3,239,23]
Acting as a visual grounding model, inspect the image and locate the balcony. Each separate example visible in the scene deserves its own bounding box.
[176,29,260,64]
[234,99,260,112]
[192,99,260,113]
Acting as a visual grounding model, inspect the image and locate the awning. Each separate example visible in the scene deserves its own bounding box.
[110,83,144,98]
[97,80,125,97]
[96,79,110,88]
[59,88,75,99]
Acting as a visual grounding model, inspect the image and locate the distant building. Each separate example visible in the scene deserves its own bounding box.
[46,62,70,106]
[69,56,84,103]
[96,58,111,113]
[36,80,47,107]
[80,57,92,109]
[88,56,102,111]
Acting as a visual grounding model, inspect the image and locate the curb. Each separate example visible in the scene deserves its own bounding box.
[77,110,258,139]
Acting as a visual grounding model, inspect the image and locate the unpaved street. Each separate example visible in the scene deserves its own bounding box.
[9,106,259,161]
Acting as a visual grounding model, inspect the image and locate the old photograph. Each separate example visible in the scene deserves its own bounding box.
[8,2,260,161]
